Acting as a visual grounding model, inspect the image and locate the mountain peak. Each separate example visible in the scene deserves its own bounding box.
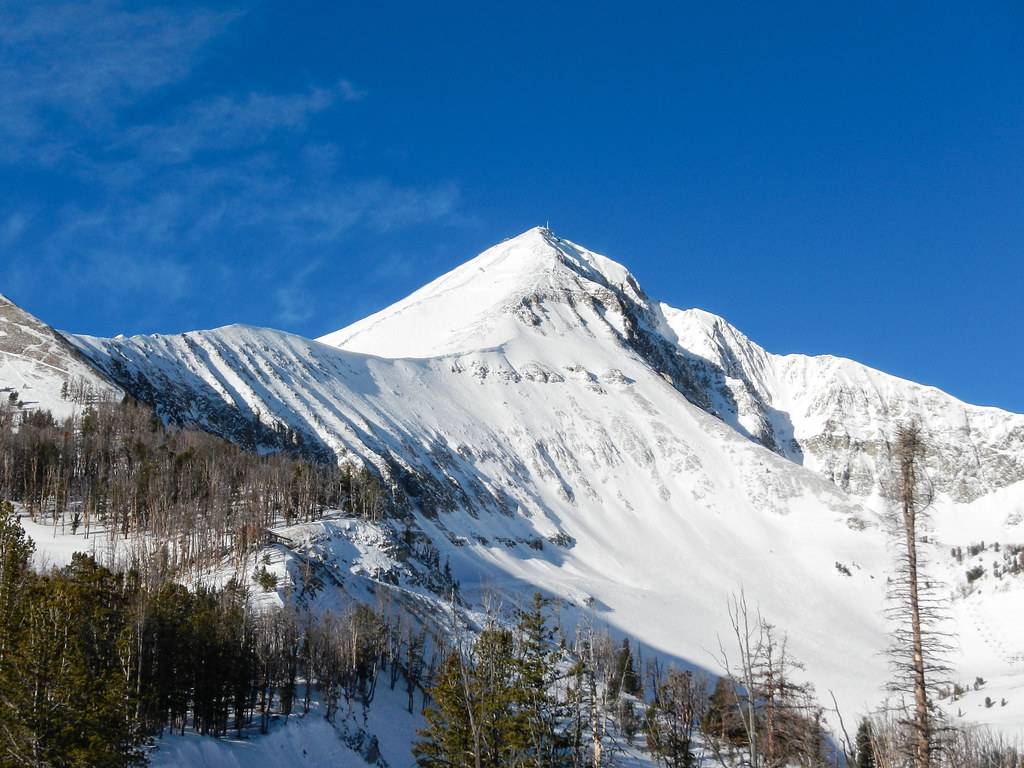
[318,227,642,358]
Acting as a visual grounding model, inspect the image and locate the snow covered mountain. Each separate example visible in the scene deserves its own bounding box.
[663,305,1024,502]
[6,227,1023,739]
[0,293,121,419]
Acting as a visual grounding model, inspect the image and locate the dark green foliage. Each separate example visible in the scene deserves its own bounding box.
[0,500,36,766]
[414,630,525,767]
[0,541,408,767]
[609,637,641,700]
[856,718,876,768]
[512,593,570,766]
[0,500,33,661]
[254,565,279,592]
[415,650,480,767]
[2,554,141,767]
[414,592,571,768]
[0,553,260,765]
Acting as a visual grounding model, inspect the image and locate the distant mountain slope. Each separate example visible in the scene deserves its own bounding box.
[662,305,1024,501]
[61,231,892,713]
[0,293,121,418]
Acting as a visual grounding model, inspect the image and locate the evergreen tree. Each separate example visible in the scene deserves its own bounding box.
[0,500,32,665]
[701,676,745,745]
[609,638,641,700]
[513,593,571,767]
[0,500,35,765]
[414,629,521,768]
[856,718,877,768]
[6,554,140,767]
[415,650,483,768]
[415,594,571,768]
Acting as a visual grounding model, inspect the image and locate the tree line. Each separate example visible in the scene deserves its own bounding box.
[0,397,391,574]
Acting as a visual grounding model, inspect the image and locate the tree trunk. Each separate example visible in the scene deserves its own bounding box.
[898,425,930,768]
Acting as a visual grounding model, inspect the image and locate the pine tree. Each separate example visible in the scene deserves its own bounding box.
[414,630,520,768]
[513,593,571,767]
[0,500,33,665]
[6,554,140,767]
[609,638,640,699]
[856,718,877,768]
[0,500,36,764]
[415,595,570,768]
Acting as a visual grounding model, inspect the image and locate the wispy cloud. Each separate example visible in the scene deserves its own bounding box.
[274,260,323,326]
[123,80,364,165]
[0,1,461,331]
[2,210,32,245]
[0,1,238,163]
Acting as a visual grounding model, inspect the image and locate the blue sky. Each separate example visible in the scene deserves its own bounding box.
[1,2,1022,410]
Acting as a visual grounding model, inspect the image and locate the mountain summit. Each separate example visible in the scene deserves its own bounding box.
[319,226,646,358]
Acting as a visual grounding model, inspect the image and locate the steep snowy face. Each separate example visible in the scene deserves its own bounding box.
[319,227,643,358]
[321,228,791,453]
[309,226,1024,503]
[663,307,1024,502]
[0,294,121,418]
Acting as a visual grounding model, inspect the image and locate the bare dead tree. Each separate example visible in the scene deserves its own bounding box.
[572,617,616,768]
[884,422,952,768]
[716,590,763,767]
[713,590,827,768]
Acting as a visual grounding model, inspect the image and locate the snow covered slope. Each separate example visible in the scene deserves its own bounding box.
[322,228,1024,505]
[662,305,1024,502]
[319,228,640,359]
[0,293,121,418]
[13,226,1017,736]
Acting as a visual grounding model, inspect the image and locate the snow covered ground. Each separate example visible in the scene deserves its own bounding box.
[147,686,422,768]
